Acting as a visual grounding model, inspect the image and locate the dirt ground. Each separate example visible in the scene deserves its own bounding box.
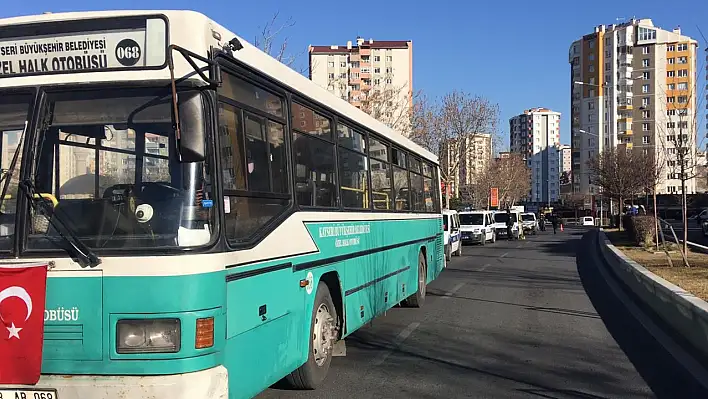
[605,230,708,301]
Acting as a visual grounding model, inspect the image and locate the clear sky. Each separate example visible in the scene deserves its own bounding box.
[2,0,707,148]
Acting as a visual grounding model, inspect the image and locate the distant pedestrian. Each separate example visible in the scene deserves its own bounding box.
[506,209,514,240]
[551,216,558,234]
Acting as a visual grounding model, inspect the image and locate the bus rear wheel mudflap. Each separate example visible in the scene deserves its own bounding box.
[285,282,338,390]
[402,250,427,308]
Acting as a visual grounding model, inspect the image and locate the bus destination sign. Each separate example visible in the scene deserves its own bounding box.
[0,20,167,77]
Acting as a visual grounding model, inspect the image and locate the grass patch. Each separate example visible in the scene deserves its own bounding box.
[605,229,708,301]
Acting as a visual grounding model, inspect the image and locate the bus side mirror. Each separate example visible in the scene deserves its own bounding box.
[177,92,206,163]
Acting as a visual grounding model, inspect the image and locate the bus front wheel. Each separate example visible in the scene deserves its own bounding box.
[286,283,338,390]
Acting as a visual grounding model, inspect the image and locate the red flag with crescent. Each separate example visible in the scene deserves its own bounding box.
[0,263,48,385]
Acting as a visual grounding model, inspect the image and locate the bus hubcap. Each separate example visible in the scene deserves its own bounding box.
[313,303,334,366]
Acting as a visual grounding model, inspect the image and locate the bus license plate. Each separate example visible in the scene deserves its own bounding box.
[0,388,58,399]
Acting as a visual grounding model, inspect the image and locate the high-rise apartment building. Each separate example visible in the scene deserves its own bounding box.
[558,144,572,174]
[440,134,493,198]
[308,38,413,134]
[509,108,562,204]
[569,19,699,195]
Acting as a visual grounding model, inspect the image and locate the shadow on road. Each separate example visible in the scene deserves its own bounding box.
[428,290,601,320]
[576,231,708,398]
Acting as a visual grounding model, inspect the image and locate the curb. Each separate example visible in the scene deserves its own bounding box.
[597,230,708,360]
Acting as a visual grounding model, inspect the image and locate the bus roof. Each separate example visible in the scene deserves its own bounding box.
[0,9,438,163]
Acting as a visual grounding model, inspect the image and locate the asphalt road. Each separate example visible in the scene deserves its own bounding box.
[257,228,708,399]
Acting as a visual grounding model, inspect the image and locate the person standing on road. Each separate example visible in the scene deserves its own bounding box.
[506,209,514,240]
[551,215,558,234]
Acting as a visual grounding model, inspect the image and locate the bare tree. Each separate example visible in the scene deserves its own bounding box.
[587,148,648,231]
[409,91,499,209]
[491,153,531,208]
[253,11,307,75]
[359,82,418,134]
[652,63,707,256]
[634,148,664,250]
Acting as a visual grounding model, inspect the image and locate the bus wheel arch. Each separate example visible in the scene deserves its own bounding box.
[319,271,345,339]
[402,248,427,308]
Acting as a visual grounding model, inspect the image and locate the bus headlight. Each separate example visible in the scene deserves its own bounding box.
[116,319,181,354]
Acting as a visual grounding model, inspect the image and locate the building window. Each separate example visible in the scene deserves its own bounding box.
[668,96,675,103]
[667,71,675,77]
[642,97,650,107]
[642,71,650,79]
[642,58,650,67]
[678,69,688,77]
[677,56,688,64]
[678,96,688,103]
[668,58,675,64]
[638,27,657,41]
[668,83,676,90]
[642,123,650,131]
[642,46,650,54]
[667,44,675,52]
[678,82,688,90]
[642,136,650,144]
[678,43,688,51]
[642,110,651,118]
[374,56,380,62]
[642,84,650,93]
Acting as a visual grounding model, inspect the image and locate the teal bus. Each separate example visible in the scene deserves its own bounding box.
[0,9,444,399]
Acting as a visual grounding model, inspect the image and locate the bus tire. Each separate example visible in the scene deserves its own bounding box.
[403,251,427,308]
[285,283,337,390]
[444,245,451,261]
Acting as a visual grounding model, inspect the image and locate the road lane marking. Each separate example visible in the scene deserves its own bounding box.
[479,263,491,272]
[500,252,508,258]
[371,322,420,366]
[594,247,708,389]
[441,283,465,300]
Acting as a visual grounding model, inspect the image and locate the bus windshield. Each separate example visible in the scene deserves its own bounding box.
[0,94,32,251]
[25,87,215,251]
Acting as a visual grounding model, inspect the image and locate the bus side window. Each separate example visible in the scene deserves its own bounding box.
[291,102,337,208]
[217,73,291,244]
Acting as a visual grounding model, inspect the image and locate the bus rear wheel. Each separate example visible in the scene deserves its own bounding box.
[285,283,338,390]
[402,251,427,308]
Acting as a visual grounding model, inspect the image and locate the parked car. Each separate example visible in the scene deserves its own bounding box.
[460,210,496,245]
[442,209,462,261]
[520,213,538,235]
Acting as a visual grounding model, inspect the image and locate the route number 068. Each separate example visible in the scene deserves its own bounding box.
[117,46,141,61]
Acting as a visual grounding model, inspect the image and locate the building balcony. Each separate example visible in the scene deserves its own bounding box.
[617,117,633,124]
[618,104,633,110]
[618,129,633,136]
[619,53,633,65]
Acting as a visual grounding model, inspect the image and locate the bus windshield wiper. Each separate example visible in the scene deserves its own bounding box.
[19,179,101,268]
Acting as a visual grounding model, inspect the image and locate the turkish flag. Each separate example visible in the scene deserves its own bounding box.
[0,263,48,385]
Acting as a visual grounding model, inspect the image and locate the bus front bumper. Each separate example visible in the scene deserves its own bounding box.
[0,366,228,399]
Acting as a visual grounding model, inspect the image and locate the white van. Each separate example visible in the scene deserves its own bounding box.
[582,216,594,226]
[491,210,522,239]
[459,210,496,245]
[442,209,462,261]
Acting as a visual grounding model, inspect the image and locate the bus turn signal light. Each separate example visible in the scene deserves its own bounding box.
[195,317,214,349]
